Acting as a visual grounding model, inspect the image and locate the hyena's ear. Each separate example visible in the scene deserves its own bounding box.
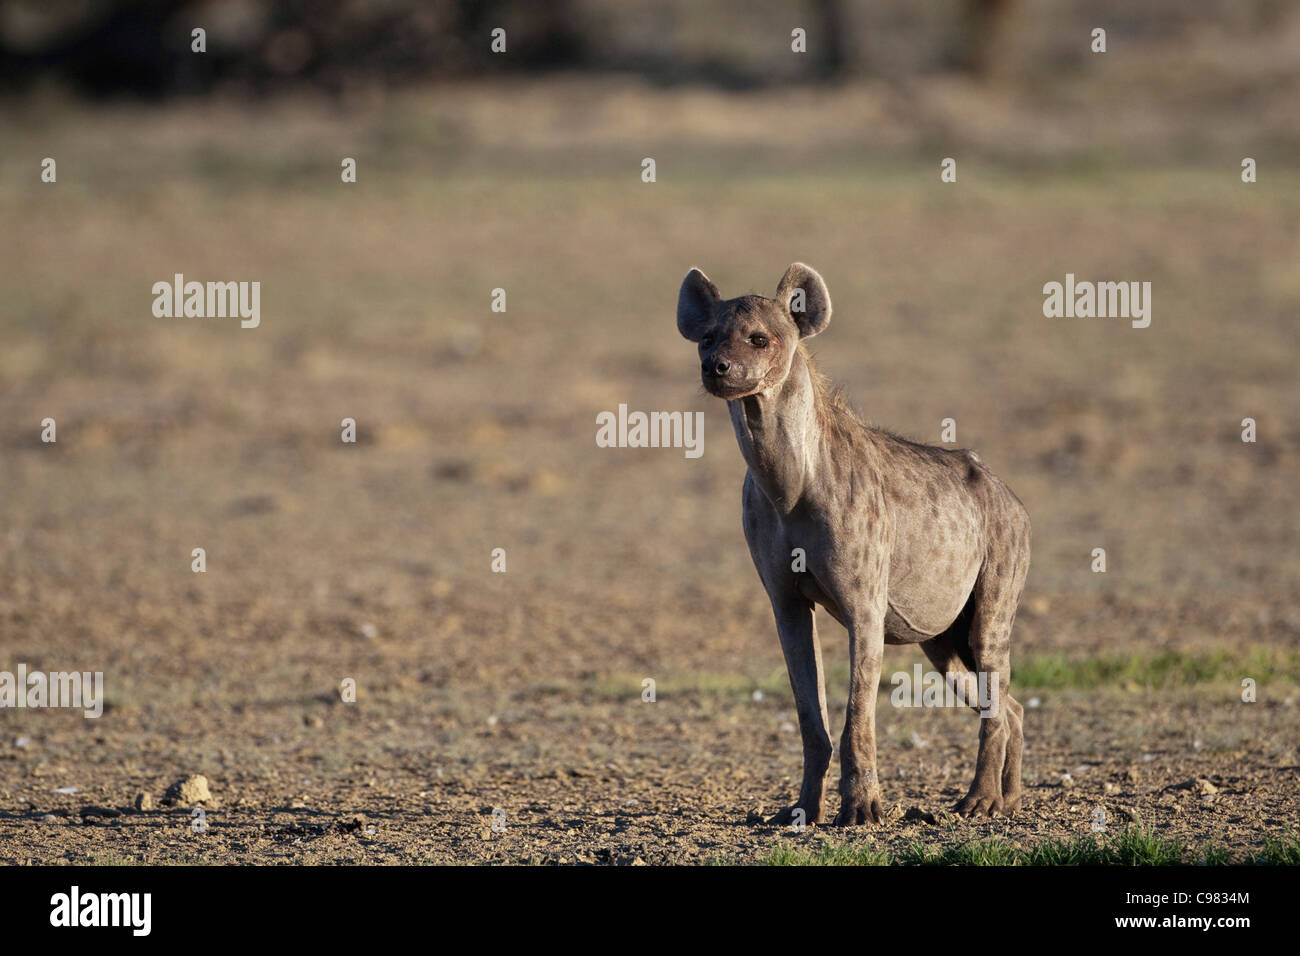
[775,262,831,338]
[677,268,720,341]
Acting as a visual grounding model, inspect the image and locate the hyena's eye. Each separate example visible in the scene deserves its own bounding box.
[749,334,769,348]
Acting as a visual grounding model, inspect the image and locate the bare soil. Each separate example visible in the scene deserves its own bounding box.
[1,75,1297,864]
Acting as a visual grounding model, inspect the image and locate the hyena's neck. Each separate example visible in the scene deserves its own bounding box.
[728,348,828,514]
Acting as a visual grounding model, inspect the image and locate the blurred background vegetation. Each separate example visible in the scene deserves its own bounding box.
[1,0,1297,98]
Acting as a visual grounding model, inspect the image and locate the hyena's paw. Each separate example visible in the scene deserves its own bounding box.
[833,786,885,826]
[954,786,1005,818]
[767,802,825,827]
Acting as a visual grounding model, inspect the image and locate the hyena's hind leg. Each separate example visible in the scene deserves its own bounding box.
[923,624,1028,814]
[950,520,1030,818]
[999,694,1025,812]
[919,623,1021,814]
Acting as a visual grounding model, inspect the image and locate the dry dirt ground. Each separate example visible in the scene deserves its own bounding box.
[1,73,1297,864]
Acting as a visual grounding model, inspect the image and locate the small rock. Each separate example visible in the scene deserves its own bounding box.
[751,689,764,702]
[902,806,938,825]
[1104,781,1119,794]
[359,622,378,640]
[1172,777,1211,794]
[134,792,153,811]
[910,731,928,749]
[40,814,58,823]
[79,806,122,819]
[163,774,211,806]
[14,736,32,749]
[52,786,78,794]
[1059,773,1075,788]
[1026,697,1041,709]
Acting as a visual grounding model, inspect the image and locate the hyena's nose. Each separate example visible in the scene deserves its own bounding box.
[707,359,731,376]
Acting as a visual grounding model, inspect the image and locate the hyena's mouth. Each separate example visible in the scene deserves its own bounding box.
[703,376,763,400]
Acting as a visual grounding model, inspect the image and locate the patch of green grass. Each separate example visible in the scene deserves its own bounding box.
[1100,826,1189,865]
[558,646,1297,704]
[85,849,207,866]
[769,841,892,866]
[1199,844,1234,866]
[766,827,1239,866]
[899,837,1023,866]
[86,851,137,866]
[1023,836,1110,866]
[1013,647,1300,691]
[1254,831,1300,865]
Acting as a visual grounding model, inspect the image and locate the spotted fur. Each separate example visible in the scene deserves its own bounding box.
[678,263,1032,824]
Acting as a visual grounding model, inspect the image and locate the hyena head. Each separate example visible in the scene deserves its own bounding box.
[676,262,832,400]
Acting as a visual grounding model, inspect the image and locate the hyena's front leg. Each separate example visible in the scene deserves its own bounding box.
[767,593,833,826]
[835,606,887,825]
